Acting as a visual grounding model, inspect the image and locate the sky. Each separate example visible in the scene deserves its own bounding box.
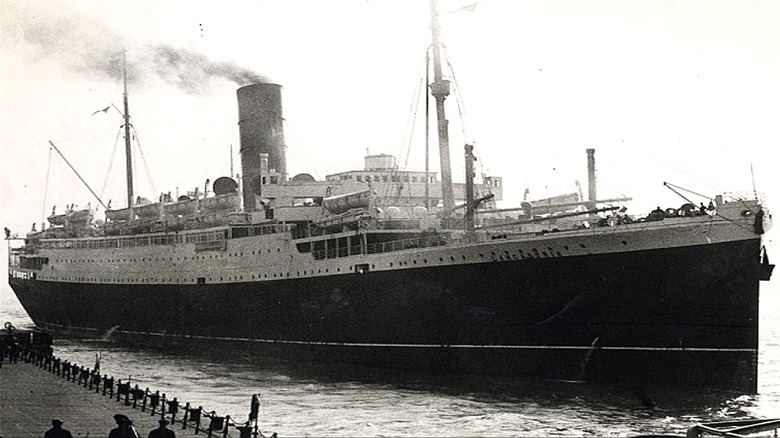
[1,0,778,238]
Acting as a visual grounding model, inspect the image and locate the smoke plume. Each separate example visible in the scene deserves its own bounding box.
[17,4,268,94]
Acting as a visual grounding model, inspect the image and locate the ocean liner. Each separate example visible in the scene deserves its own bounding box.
[7,1,774,392]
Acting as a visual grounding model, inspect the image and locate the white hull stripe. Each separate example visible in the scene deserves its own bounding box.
[50,323,757,354]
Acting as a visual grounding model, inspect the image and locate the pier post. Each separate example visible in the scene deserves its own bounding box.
[206,411,216,438]
[93,373,101,393]
[104,375,112,397]
[223,415,231,438]
[141,388,149,412]
[195,406,203,434]
[150,390,160,415]
[169,397,179,425]
[182,402,190,430]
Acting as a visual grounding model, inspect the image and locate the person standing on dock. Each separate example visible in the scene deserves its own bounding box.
[44,419,73,438]
[109,414,140,438]
[147,419,175,438]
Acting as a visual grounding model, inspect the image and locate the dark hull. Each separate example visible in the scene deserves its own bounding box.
[10,238,763,391]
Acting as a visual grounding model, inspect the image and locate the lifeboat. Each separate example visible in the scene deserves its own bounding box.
[323,189,373,214]
[134,202,163,220]
[200,193,240,212]
[48,208,92,227]
[47,213,68,226]
[105,208,133,222]
[163,198,199,217]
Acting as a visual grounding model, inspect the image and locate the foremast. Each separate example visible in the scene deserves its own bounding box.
[122,50,134,210]
[429,0,455,213]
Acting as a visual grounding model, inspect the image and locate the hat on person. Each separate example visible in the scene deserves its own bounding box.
[158,419,169,425]
[113,414,131,424]
[52,419,63,426]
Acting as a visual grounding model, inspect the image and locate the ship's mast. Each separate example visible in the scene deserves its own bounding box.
[122,50,134,208]
[465,144,476,232]
[429,0,455,212]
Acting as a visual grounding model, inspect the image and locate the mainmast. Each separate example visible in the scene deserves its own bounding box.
[429,0,455,212]
[122,50,134,208]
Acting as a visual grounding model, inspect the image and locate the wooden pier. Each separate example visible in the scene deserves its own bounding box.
[0,354,268,438]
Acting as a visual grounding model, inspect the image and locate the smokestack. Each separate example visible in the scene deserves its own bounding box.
[237,83,286,212]
[586,148,597,205]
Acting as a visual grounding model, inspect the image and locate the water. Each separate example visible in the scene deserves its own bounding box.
[2,275,778,436]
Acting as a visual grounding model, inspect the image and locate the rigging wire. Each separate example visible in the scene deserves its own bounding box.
[99,127,123,202]
[283,118,321,181]
[442,45,473,145]
[615,144,726,195]
[398,52,428,170]
[40,145,54,226]
[382,53,428,210]
[442,45,494,199]
[129,125,158,196]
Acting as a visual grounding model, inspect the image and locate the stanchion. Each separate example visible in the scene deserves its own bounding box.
[168,397,179,425]
[141,388,149,412]
[18,353,277,437]
[182,402,191,430]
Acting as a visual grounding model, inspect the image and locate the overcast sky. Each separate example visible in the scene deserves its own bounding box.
[1,0,778,236]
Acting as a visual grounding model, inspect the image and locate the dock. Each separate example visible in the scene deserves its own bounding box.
[0,355,265,438]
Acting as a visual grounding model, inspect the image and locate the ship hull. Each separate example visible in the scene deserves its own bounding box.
[10,237,762,391]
